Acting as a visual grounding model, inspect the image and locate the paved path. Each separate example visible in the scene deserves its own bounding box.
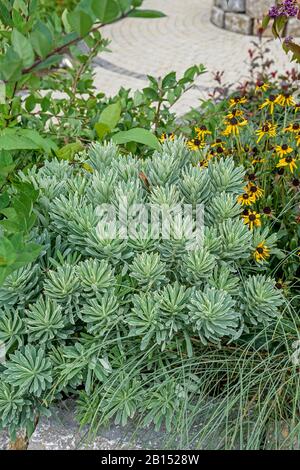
[94,0,297,114]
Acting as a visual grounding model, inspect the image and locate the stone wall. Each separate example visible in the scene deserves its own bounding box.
[211,0,299,36]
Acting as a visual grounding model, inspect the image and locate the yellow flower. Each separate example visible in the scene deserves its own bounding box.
[253,241,270,262]
[242,210,261,230]
[294,131,300,146]
[237,192,255,206]
[275,144,293,158]
[160,132,175,143]
[187,138,205,151]
[256,122,277,143]
[276,156,297,173]
[197,157,212,168]
[255,81,270,93]
[252,156,265,165]
[245,183,264,201]
[195,125,211,139]
[226,108,244,120]
[222,117,248,136]
[229,96,247,108]
[278,93,295,107]
[294,103,300,113]
[284,122,300,133]
[259,94,279,115]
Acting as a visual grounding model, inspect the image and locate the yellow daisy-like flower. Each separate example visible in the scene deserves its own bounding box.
[275,144,293,158]
[256,122,277,143]
[259,94,279,115]
[252,156,265,165]
[294,103,300,113]
[195,125,211,139]
[255,81,270,93]
[226,108,244,120]
[245,183,264,201]
[284,122,300,134]
[242,210,261,230]
[222,117,248,136]
[276,156,297,173]
[237,192,255,206]
[229,96,247,108]
[277,93,296,107]
[187,138,205,151]
[293,131,300,146]
[159,132,175,143]
[253,241,270,262]
[197,156,212,169]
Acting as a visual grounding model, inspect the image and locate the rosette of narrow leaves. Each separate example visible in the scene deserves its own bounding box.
[79,292,120,335]
[25,297,68,344]
[129,253,168,290]
[85,228,129,264]
[111,154,142,182]
[0,308,23,351]
[149,185,183,209]
[43,264,80,307]
[155,282,191,340]
[208,158,245,194]
[203,226,223,254]
[208,265,240,295]
[0,383,34,438]
[76,258,115,298]
[87,169,117,204]
[187,286,240,345]
[126,292,162,350]
[206,192,241,225]
[146,140,188,186]
[218,219,252,259]
[180,166,211,205]
[87,142,119,173]
[242,275,285,325]
[181,248,216,286]
[0,264,40,308]
[3,345,52,397]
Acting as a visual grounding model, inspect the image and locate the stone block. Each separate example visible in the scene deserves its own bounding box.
[246,0,273,19]
[286,18,300,38]
[211,6,225,29]
[216,0,246,12]
[225,12,253,35]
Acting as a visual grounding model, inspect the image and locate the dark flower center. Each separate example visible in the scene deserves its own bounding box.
[250,186,257,193]
[230,118,238,125]
[285,156,293,163]
[249,214,256,221]
[275,282,283,289]
[269,95,276,102]
[292,123,299,130]
[243,193,249,199]
[262,124,270,132]
[200,125,207,131]
[292,178,300,187]
[242,209,249,216]
[256,247,264,254]
[282,144,288,150]
[248,173,256,181]
[263,207,272,215]
[216,146,224,154]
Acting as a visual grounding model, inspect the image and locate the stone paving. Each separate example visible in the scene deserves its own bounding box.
[94,0,298,115]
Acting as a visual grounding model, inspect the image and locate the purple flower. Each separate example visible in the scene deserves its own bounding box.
[269,0,299,18]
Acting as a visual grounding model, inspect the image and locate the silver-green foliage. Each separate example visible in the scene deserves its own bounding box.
[0,140,285,435]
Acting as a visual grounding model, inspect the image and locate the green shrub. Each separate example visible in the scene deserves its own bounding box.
[0,139,293,446]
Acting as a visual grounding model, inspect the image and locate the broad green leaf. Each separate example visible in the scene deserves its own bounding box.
[31,22,53,58]
[68,9,93,37]
[0,47,23,81]
[127,9,166,18]
[0,237,16,267]
[91,0,120,23]
[95,101,121,139]
[0,129,57,153]
[112,128,160,150]
[56,141,84,160]
[11,29,34,68]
